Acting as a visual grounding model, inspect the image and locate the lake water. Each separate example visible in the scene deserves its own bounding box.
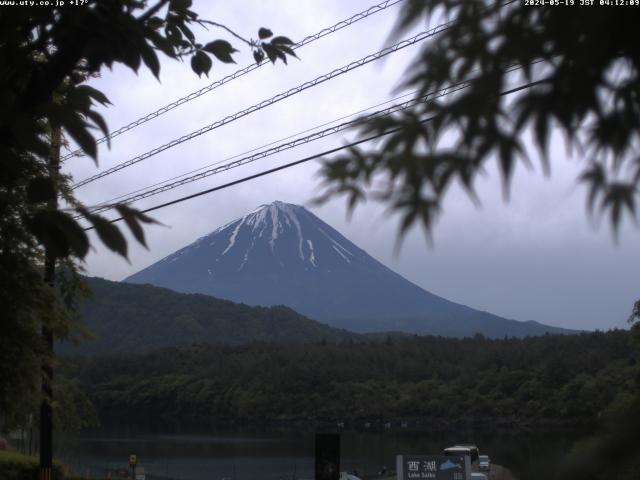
[55,427,587,480]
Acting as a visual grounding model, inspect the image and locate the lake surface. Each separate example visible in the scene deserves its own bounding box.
[55,426,587,480]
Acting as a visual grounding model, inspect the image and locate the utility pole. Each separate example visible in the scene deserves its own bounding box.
[39,125,61,480]
[315,433,340,480]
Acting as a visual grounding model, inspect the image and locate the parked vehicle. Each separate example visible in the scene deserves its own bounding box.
[444,444,479,464]
[478,454,491,471]
[471,473,488,480]
[339,472,361,480]
[456,444,480,463]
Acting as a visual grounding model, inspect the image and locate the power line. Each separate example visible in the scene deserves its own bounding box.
[85,81,472,216]
[88,88,420,208]
[85,61,540,214]
[61,0,406,162]
[72,23,454,189]
[83,77,548,231]
[84,131,393,231]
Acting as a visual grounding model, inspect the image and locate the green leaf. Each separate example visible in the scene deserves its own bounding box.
[86,214,128,258]
[253,49,265,64]
[191,50,212,77]
[603,183,635,233]
[580,164,605,214]
[149,30,175,57]
[140,44,161,79]
[115,204,159,249]
[118,209,146,248]
[74,85,111,106]
[120,44,142,72]
[261,40,295,65]
[62,112,98,161]
[85,110,110,148]
[26,210,89,259]
[165,24,182,44]
[27,210,66,258]
[275,44,297,59]
[258,27,273,39]
[131,209,157,224]
[271,36,294,45]
[262,43,278,63]
[57,213,90,259]
[66,87,92,113]
[534,113,550,174]
[177,22,195,43]
[275,47,287,64]
[203,40,237,63]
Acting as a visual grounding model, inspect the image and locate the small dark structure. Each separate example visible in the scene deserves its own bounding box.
[315,433,340,480]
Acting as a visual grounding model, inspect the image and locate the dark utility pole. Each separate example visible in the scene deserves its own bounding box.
[315,433,340,480]
[39,125,61,480]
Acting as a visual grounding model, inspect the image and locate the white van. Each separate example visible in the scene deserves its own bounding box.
[444,445,479,464]
[339,473,361,480]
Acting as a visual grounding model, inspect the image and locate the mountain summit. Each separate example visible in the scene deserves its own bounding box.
[125,201,568,337]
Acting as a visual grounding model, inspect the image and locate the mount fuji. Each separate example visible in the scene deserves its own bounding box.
[125,201,568,337]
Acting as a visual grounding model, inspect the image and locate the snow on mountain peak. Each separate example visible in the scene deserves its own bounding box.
[156,201,362,273]
[240,201,307,259]
[125,201,562,338]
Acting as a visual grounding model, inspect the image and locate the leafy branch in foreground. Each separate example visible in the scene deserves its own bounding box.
[1,0,295,261]
[0,0,295,426]
[317,1,640,239]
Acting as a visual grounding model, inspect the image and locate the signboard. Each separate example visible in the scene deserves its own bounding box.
[135,467,145,480]
[128,454,137,468]
[396,455,469,480]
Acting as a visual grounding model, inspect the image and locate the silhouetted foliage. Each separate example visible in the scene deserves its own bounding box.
[319,1,640,239]
[0,0,293,426]
[316,12,640,472]
[1,0,294,262]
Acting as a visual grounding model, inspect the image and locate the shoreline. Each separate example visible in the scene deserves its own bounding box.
[88,415,596,434]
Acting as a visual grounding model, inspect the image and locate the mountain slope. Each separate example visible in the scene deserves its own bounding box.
[125,201,570,338]
[62,277,360,355]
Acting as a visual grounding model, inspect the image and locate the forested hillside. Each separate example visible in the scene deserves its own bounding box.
[62,277,360,355]
[64,328,638,428]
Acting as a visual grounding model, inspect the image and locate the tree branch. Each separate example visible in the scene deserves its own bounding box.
[137,0,170,23]
[197,20,252,47]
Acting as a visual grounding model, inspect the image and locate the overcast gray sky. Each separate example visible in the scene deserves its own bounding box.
[63,0,639,332]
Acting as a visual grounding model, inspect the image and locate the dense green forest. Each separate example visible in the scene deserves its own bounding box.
[63,328,638,429]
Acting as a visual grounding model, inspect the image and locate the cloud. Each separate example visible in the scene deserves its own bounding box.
[65,0,639,331]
